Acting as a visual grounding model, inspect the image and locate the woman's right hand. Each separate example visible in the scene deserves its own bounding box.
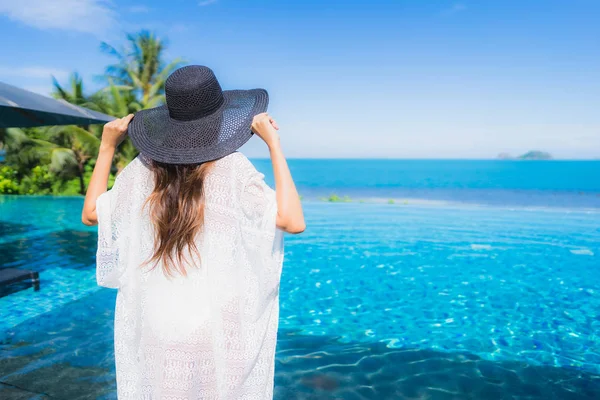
[251,113,280,148]
[101,114,134,149]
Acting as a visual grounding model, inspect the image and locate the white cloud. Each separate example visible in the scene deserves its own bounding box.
[198,0,218,6]
[0,66,69,81]
[0,0,116,35]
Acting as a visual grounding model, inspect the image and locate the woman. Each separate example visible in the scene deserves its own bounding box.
[81,65,305,399]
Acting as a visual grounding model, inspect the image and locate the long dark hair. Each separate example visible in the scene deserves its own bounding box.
[145,160,215,276]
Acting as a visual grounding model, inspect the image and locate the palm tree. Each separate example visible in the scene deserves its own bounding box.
[2,126,100,194]
[92,81,141,173]
[94,80,142,116]
[52,72,102,112]
[101,30,184,109]
[52,72,142,178]
[2,128,54,175]
[4,32,186,195]
[99,31,184,173]
[41,125,101,194]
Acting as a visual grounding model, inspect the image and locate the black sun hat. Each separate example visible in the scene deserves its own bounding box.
[128,65,268,164]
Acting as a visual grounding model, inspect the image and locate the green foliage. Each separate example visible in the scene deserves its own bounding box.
[101,30,184,109]
[3,121,103,196]
[388,199,395,204]
[52,72,100,111]
[50,178,77,196]
[323,194,352,203]
[19,166,53,195]
[0,30,176,196]
[3,128,54,175]
[0,166,20,194]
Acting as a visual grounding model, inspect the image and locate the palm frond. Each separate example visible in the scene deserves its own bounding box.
[99,84,135,92]
[4,128,56,170]
[52,75,71,102]
[52,72,89,106]
[144,94,165,109]
[100,41,124,60]
[157,58,185,82]
[65,126,101,154]
[49,147,78,175]
[43,125,69,145]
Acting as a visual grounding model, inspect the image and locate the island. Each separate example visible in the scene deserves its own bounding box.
[497,151,553,160]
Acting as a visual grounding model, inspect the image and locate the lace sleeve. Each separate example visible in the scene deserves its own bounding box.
[95,166,134,289]
[239,157,284,293]
[240,166,278,239]
[242,172,276,229]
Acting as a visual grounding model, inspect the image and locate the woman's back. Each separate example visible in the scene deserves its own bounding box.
[83,65,304,399]
[96,152,284,399]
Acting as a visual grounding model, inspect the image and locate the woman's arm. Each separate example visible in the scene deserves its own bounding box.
[82,114,134,226]
[251,113,305,234]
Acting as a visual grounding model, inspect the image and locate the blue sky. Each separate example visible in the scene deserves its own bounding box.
[0,0,599,159]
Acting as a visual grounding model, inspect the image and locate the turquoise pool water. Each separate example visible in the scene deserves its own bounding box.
[1,193,599,398]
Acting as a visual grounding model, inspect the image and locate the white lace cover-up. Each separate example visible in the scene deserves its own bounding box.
[95,152,284,399]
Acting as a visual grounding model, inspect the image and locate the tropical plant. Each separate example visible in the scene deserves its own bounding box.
[51,76,140,177]
[52,72,103,112]
[97,80,142,115]
[101,30,184,109]
[3,125,101,195]
[1,30,181,196]
[0,165,20,194]
[91,81,141,173]
[41,125,101,195]
[3,128,54,176]
[19,165,53,195]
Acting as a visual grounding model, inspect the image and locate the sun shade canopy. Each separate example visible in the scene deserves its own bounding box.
[0,81,115,128]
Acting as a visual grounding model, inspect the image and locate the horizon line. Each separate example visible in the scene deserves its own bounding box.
[247,156,600,161]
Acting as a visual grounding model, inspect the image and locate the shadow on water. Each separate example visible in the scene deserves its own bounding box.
[0,227,97,271]
[0,351,111,400]
[1,287,599,399]
[0,222,36,238]
[1,289,116,400]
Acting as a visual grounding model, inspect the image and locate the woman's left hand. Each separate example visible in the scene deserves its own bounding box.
[101,114,134,149]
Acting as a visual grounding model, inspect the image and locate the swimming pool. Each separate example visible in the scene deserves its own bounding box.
[1,196,599,399]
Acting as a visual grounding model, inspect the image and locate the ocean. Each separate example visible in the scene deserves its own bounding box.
[254,159,600,209]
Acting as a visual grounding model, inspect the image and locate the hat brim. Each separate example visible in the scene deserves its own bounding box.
[128,89,268,164]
